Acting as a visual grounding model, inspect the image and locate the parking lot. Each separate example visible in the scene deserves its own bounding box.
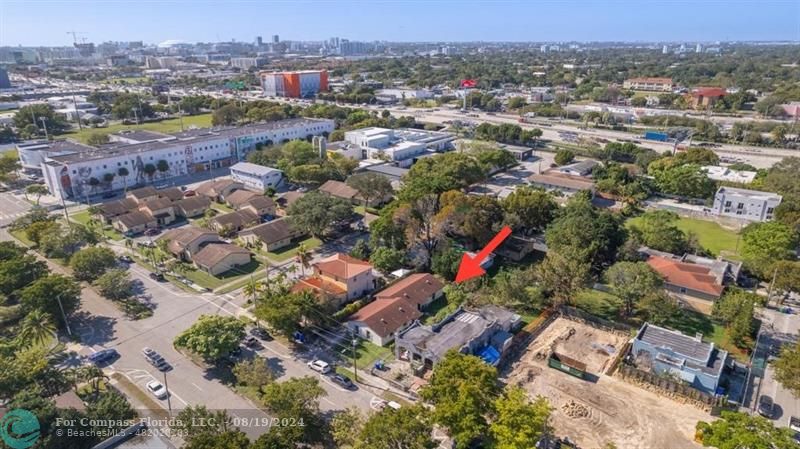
[505,317,710,449]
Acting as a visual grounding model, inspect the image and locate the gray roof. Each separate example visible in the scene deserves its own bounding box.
[363,164,409,179]
[109,130,173,143]
[557,159,600,176]
[716,186,782,201]
[230,162,283,177]
[240,218,298,244]
[636,323,712,362]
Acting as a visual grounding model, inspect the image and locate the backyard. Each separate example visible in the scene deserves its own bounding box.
[263,237,322,263]
[58,113,214,144]
[626,215,741,258]
[69,210,125,240]
[179,259,265,290]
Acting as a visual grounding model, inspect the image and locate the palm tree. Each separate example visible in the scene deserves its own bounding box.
[118,167,129,192]
[242,277,263,304]
[295,243,312,277]
[18,309,56,348]
[156,160,170,179]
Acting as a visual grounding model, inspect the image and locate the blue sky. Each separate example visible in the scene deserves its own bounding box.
[1,1,798,46]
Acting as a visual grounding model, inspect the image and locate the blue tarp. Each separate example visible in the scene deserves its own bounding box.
[478,346,501,366]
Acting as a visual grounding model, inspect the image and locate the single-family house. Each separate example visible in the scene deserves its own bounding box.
[112,211,157,235]
[161,226,221,261]
[95,197,138,224]
[395,305,521,368]
[192,243,252,276]
[631,322,730,395]
[225,189,260,209]
[347,297,422,346]
[239,195,276,217]
[208,209,260,233]
[374,273,444,311]
[196,178,244,202]
[173,196,212,218]
[157,187,185,202]
[529,171,596,196]
[640,247,738,314]
[138,197,175,226]
[319,180,389,206]
[126,186,160,204]
[276,191,304,213]
[239,218,303,252]
[293,253,376,306]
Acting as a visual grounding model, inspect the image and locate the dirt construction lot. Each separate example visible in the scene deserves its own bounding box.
[505,317,710,449]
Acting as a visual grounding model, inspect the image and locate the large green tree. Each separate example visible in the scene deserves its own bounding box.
[490,386,552,449]
[174,315,245,361]
[740,221,797,279]
[287,191,353,238]
[696,411,797,449]
[260,376,326,445]
[357,405,436,449]
[628,210,689,254]
[346,172,394,208]
[420,351,500,448]
[19,275,81,328]
[772,339,800,397]
[93,268,135,301]
[253,291,317,337]
[501,187,557,235]
[605,261,664,317]
[70,246,118,282]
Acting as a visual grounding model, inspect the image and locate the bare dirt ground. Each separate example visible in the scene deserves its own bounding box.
[505,318,710,449]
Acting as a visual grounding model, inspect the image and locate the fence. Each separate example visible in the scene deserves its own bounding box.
[617,364,727,411]
[499,309,558,372]
[558,305,633,336]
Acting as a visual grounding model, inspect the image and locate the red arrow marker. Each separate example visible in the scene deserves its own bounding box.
[454,226,512,283]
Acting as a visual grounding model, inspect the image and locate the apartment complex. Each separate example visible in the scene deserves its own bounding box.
[37,118,334,200]
[711,186,782,222]
[340,127,455,168]
[622,77,674,92]
[260,70,329,98]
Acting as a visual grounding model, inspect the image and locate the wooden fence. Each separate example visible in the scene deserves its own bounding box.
[617,364,727,410]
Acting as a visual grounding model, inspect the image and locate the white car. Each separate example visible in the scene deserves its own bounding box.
[307,360,331,374]
[146,380,168,399]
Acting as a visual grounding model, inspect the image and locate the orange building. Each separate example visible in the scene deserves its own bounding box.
[260,70,328,98]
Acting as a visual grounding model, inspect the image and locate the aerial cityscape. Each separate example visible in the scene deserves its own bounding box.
[0,1,799,448]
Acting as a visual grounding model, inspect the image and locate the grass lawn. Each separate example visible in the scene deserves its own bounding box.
[9,229,34,247]
[350,340,393,369]
[626,215,741,258]
[59,113,213,144]
[574,289,624,321]
[180,259,265,290]
[264,237,322,262]
[422,294,460,325]
[68,210,124,240]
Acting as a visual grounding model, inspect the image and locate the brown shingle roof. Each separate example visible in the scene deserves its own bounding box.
[242,195,275,211]
[196,178,241,197]
[141,197,173,212]
[529,172,596,191]
[193,243,250,270]
[349,297,422,339]
[158,187,184,201]
[174,195,212,213]
[315,253,372,279]
[211,209,260,230]
[227,189,259,208]
[161,226,219,255]
[115,210,154,228]
[240,218,298,245]
[319,180,359,200]
[646,255,724,298]
[278,191,304,208]
[375,273,444,308]
[99,197,138,217]
[128,186,158,200]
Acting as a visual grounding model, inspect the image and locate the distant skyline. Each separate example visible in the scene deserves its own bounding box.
[1,0,799,47]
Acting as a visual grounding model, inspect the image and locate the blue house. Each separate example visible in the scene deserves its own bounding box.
[631,323,729,395]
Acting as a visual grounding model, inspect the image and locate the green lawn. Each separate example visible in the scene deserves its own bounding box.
[180,259,265,290]
[264,237,322,262]
[626,215,741,258]
[574,289,624,321]
[352,340,394,369]
[59,114,213,144]
[9,229,34,247]
[211,202,235,214]
[68,210,124,240]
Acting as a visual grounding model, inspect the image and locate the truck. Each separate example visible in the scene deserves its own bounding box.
[644,131,669,142]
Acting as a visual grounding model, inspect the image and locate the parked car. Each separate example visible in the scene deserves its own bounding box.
[758,395,774,418]
[146,380,168,399]
[331,373,355,389]
[142,347,158,360]
[307,360,331,374]
[87,348,118,365]
[789,416,800,433]
[144,228,161,236]
[149,272,165,282]
[118,255,134,263]
[183,189,196,197]
[243,336,260,348]
[250,327,272,341]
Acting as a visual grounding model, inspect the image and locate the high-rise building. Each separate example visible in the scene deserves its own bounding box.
[272,35,280,44]
[662,45,669,54]
[695,43,702,53]
[0,67,11,89]
[256,36,263,46]
[260,70,328,98]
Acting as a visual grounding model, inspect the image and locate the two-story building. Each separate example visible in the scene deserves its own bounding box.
[631,322,730,395]
[292,253,376,307]
[711,187,782,222]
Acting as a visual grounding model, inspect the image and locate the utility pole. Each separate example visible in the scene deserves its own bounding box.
[39,117,49,140]
[71,94,83,130]
[351,336,358,382]
[56,294,72,336]
[163,371,173,414]
[767,266,779,306]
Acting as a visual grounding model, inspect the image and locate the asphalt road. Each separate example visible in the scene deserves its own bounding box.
[0,191,33,226]
[752,307,800,429]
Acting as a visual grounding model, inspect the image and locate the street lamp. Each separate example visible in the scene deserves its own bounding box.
[56,293,72,336]
[39,117,49,140]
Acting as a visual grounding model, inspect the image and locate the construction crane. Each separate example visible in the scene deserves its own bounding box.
[66,31,86,45]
